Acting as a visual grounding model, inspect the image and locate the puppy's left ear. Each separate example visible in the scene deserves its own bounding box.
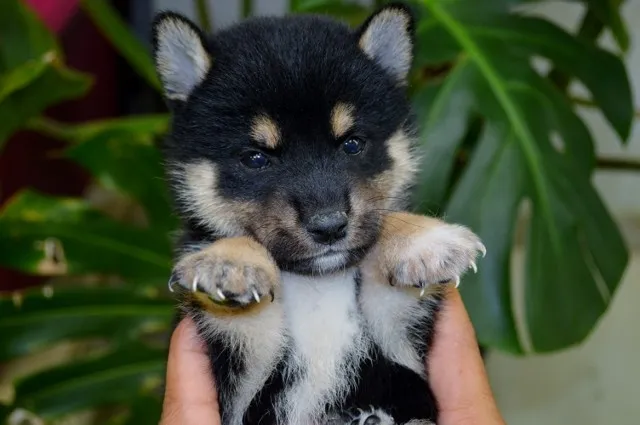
[152,12,212,102]
[357,3,415,84]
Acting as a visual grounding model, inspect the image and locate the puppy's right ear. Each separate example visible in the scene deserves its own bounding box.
[152,12,212,102]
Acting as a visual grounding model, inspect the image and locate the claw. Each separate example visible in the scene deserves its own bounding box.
[419,286,426,297]
[478,243,487,258]
[191,276,199,292]
[168,276,175,293]
[454,275,460,288]
[216,288,226,301]
[252,288,261,303]
[471,261,477,274]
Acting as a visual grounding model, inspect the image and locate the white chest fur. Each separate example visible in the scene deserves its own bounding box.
[276,270,370,425]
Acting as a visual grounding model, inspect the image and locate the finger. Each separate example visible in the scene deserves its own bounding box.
[160,318,221,425]
[428,288,505,425]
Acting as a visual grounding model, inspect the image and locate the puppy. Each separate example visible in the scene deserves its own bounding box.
[152,3,484,424]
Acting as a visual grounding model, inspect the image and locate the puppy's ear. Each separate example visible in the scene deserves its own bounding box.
[357,3,415,84]
[152,12,212,102]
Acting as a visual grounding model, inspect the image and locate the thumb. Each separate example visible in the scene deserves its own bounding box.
[428,289,505,425]
[160,317,221,425]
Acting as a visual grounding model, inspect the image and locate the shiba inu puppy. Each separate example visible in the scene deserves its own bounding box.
[152,3,485,424]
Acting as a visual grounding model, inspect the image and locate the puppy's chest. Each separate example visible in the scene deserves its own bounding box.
[277,270,369,422]
[281,270,365,360]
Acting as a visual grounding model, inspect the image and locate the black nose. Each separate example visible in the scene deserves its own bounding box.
[305,211,348,244]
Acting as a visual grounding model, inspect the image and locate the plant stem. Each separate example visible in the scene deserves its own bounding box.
[597,157,640,172]
[195,0,212,33]
[242,0,253,18]
[571,96,640,119]
[455,148,640,173]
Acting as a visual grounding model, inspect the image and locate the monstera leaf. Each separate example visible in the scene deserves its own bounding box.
[410,0,631,353]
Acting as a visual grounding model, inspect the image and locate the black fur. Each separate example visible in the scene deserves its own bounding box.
[338,345,438,423]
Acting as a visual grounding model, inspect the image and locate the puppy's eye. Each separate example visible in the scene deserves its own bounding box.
[341,137,365,155]
[240,151,270,169]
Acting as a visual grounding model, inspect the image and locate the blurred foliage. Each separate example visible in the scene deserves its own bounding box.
[0,0,635,423]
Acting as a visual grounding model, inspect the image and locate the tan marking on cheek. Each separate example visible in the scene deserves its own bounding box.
[250,115,281,149]
[330,103,355,138]
[345,183,384,248]
[350,184,371,215]
[170,160,258,236]
[372,129,419,208]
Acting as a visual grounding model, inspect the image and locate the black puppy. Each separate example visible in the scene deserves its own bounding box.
[152,3,484,424]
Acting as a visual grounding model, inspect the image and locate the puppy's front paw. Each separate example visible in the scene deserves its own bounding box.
[171,237,279,308]
[367,212,485,295]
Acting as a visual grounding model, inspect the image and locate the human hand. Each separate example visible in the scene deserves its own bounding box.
[159,289,505,425]
[159,317,221,425]
[428,288,506,425]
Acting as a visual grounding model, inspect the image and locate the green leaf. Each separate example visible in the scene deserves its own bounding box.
[0,191,173,279]
[0,64,91,147]
[447,123,525,353]
[412,63,474,210]
[526,67,596,176]
[0,404,11,423]
[0,52,50,103]
[10,345,166,419]
[581,0,629,51]
[0,286,173,361]
[415,22,461,67]
[80,0,161,91]
[473,15,633,141]
[418,0,628,352]
[62,116,175,230]
[0,0,57,69]
[0,0,92,148]
[292,1,370,25]
[121,395,163,425]
[23,113,175,229]
[415,10,633,142]
[520,102,628,350]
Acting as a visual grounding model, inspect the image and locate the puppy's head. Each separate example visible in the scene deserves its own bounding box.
[153,4,419,274]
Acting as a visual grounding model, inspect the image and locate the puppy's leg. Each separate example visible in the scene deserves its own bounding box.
[172,236,286,425]
[359,212,484,375]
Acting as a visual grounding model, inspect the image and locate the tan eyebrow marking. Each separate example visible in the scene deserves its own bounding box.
[330,103,356,138]
[250,114,281,149]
